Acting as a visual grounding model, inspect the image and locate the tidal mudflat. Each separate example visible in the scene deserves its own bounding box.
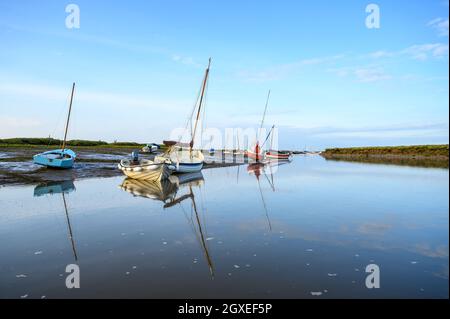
[0,155,448,298]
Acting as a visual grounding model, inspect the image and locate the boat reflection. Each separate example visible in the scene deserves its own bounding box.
[120,178,178,203]
[119,172,214,277]
[33,180,78,261]
[247,160,292,231]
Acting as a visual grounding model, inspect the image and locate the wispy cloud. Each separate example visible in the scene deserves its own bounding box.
[329,65,392,83]
[287,123,449,139]
[0,82,189,110]
[428,17,449,37]
[403,43,449,60]
[171,54,201,67]
[237,54,345,82]
[369,43,449,61]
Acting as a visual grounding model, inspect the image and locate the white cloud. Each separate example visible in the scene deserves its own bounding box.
[428,17,449,37]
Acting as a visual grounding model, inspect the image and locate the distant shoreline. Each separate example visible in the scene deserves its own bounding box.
[321,144,448,158]
[321,145,449,168]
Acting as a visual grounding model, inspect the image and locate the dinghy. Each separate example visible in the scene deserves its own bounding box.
[33,83,77,169]
[118,151,173,181]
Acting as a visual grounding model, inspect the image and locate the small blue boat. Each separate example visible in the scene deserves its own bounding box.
[33,82,77,169]
[33,149,76,168]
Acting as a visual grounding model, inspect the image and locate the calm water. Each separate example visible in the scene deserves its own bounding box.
[0,156,448,298]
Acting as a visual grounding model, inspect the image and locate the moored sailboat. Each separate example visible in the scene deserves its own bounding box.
[33,83,77,169]
[161,59,211,173]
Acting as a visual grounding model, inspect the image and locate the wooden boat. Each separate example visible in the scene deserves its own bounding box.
[265,150,292,160]
[118,157,172,181]
[162,59,211,173]
[33,83,77,169]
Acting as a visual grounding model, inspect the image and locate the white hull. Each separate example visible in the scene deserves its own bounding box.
[118,159,171,181]
[159,149,204,173]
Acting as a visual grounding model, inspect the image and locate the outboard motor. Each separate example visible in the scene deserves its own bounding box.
[131,150,139,164]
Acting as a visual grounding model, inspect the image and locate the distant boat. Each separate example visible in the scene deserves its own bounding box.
[33,83,77,169]
[162,59,211,173]
[265,151,292,160]
[264,125,292,161]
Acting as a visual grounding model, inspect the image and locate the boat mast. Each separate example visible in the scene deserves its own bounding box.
[191,58,211,151]
[62,82,75,151]
[258,90,271,142]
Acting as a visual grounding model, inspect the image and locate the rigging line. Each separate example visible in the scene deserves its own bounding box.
[261,125,275,149]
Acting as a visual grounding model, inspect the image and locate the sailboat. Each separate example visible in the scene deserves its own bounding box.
[160,59,211,173]
[33,83,77,169]
[245,90,271,162]
[264,125,292,161]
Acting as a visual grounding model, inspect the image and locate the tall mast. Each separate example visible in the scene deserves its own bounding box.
[258,90,271,142]
[191,58,211,150]
[62,82,75,150]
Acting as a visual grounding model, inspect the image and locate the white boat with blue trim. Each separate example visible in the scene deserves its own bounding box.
[33,82,77,169]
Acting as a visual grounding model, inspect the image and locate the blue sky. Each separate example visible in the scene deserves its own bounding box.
[0,0,448,149]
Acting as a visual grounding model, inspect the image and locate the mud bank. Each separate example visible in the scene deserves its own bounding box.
[0,147,247,186]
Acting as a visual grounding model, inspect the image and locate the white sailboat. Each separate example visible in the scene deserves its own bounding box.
[161,58,211,173]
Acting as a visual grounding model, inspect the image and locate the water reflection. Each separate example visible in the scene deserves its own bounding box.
[0,156,446,298]
[33,180,78,261]
[119,172,214,277]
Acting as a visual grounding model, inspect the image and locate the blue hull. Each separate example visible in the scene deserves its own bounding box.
[33,149,76,169]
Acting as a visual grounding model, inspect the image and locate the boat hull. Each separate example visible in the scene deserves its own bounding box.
[245,150,264,162]
[118,160,171,181]
[265,151,292,161]
[33,149,76,169]
[171,161,204,173]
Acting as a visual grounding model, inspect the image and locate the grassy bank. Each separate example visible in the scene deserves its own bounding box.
[322,145,449,157]
[0,138,147,148]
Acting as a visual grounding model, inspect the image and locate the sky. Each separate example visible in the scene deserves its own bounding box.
[0,0,448,150]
